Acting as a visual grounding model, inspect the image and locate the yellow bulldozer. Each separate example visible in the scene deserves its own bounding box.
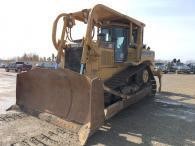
[0,4,161,145]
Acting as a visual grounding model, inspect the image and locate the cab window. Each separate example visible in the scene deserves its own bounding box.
[99,27,129,62]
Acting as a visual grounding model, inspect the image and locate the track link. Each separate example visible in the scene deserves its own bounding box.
[104,63,157,106]
[151,78,157,96]
[104,63,147,89]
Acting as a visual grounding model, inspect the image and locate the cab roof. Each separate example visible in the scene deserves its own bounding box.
[71,4,145,27]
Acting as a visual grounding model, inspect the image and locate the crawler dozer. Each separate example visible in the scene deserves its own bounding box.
[0,4,161,145]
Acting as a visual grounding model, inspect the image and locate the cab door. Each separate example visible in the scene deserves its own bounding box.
[113,28,129,63]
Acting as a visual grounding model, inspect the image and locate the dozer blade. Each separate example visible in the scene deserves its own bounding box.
[14,68,105,145]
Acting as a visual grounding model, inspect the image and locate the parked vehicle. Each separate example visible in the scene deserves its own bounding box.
[171,63,191,74]
[0,63,6,68]
[154,62,168,73]
[35,62,56,69]
[5,62,32,72]
[187,63,195,74]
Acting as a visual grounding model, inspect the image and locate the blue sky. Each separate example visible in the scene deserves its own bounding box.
[0,0,194,61]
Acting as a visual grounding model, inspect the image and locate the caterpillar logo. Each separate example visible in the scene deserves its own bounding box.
[141,50,155,57]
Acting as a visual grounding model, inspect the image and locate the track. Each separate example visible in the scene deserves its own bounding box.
[104,63,157,106]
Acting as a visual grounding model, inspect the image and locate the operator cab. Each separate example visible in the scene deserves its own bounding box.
[98,27,129,63]
[98,21,141,64]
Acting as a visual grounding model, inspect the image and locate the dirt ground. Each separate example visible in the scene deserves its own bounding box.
[0,68,195,146]
[0,69,16,114]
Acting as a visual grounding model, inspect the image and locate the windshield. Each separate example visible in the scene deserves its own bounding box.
[100,27,129,62]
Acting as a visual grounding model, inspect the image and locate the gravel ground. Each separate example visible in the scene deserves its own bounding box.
[0,69,195,146]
